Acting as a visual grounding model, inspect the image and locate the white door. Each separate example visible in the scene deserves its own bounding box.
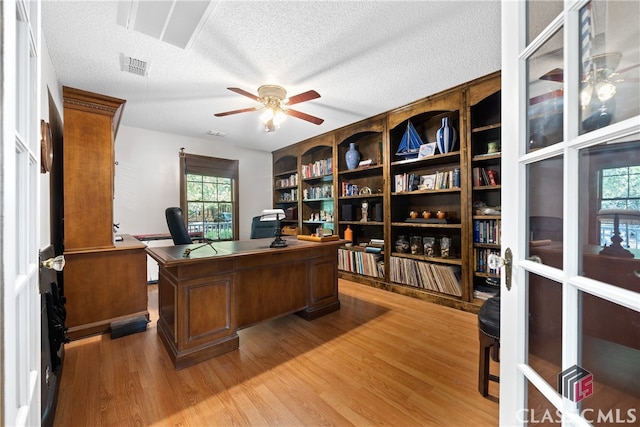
[500,1,640,425]
[2,0,42,425]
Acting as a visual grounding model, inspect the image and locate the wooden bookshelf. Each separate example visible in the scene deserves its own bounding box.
[272,71,501,313]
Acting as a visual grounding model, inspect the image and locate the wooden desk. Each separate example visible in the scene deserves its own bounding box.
[64,234,148,340]
[146,237,343,369]
[529,242,640,349]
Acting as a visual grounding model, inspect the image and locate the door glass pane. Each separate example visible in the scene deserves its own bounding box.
[527,271,562,387]
[579,290,640,422]
[527,155,564,268]
[578,138,640,282]
[528,29,564,152]
[527,1,563,44]
[579,1,640,135]
[526,377,561,424]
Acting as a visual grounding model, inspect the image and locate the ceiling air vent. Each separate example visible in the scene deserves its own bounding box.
[121,55,150,77]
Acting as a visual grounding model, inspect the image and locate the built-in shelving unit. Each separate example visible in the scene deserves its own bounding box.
[467,74,502,302]
[387,89,468,304]
[272,71,501,312]
[273,152,299,228]
[299,135,335,235]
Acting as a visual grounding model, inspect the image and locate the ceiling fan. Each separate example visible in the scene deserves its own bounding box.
[214,85,324,132]
[537,53,639,128]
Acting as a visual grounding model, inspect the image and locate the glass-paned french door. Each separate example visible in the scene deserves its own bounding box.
[501,1,639,425]
[2,0,42,425]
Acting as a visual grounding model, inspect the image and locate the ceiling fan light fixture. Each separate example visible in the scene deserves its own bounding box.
[580,84,593,108]
[272,109,287,126]
[260,107,274,123]
[595,80,616,102]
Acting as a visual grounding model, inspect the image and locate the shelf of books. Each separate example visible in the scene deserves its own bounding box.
[468,73,501,301]
[338,239,385,279]
[300,141,334,235]
[273,154,299,228]
[389,255,462,296]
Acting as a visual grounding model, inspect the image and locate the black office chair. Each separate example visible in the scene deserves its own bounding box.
[165,207,193,245]
[250,215,278,239]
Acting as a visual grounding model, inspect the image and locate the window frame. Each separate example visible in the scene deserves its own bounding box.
[179,151,239,241]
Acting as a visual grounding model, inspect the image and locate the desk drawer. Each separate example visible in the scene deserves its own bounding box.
[237,249,309,269]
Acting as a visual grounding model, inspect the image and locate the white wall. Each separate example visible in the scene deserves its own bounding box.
[41,39,271,244]
[40,38,62,249]
[113,126,273,240]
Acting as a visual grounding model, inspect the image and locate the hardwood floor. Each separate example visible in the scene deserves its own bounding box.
[53,279,499,426]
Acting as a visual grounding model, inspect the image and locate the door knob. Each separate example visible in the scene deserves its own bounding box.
[41,255,65,271]
[488,247,513,290]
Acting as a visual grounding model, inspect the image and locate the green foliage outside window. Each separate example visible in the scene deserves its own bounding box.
[186,174,234,240]
[600,166,640,248]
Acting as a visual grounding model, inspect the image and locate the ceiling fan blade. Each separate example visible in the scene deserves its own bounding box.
[610,62,640,77]
[227,87,260,102]
[214,107,260,117]
[286,109,324,125]
[539,68,564,82]
[285,90,321,106]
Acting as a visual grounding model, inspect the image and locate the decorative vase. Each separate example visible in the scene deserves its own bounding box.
[345,142,360,170]
[344,225,353,242]
[436,117,456,154]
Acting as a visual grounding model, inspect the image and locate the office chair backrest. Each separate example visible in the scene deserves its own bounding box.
[250,215,277,239]
[165,207,193,245]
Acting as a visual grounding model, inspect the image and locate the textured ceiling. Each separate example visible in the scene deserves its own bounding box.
[42,1,501,153]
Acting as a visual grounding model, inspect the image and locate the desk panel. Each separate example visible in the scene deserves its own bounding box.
[147,237,343,369]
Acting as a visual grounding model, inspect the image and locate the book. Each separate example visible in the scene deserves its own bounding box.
[487,169,499,185]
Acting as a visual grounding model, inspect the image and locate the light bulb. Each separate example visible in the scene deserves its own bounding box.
[595,81,616,103]
[272,110,286,126]
[580,84,593,108]
[260,108,274,124]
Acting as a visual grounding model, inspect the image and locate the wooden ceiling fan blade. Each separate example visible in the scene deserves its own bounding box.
[214,107,259,117]
[227,87,260,102]
[539,68,564,82]
[286,109,324,125]
[286,90,321,106]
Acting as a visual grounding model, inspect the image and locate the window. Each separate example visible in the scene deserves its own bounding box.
[599,165,640,248]
[180,151,239,241]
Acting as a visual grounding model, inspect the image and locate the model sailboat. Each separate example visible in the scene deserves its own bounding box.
[395,120,424,159]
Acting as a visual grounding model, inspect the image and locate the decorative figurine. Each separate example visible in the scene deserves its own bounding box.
[361,201,368,222]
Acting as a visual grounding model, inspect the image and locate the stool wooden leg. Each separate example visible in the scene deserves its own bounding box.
[478,331,491,396]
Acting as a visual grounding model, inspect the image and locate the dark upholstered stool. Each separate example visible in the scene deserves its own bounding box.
[478,295,500,397]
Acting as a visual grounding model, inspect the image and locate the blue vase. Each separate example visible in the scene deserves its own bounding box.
[436,117,457,154]
[345,142,360,170]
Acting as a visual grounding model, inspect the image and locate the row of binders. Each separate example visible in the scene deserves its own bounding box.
[389,256,462,296]
[301,158,332,179]
[338,248,384,278]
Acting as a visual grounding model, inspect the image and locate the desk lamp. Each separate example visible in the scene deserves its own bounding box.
[261,209,287,248]
[597,209,640,258]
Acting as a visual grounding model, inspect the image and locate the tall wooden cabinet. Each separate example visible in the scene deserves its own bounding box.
[272,71,501,312]
[62,87,148,339]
